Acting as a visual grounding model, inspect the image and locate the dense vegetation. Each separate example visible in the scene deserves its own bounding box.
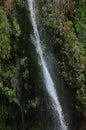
[38,0,86,129]
[0,0,40,129]
[0,0,86,130]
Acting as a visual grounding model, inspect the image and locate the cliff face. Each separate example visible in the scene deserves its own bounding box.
[0,0,86,129]
[37,0,86,129]
[0,1,47,129]
[0,0,36,129]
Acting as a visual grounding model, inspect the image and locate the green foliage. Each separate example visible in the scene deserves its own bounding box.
[0,8,11,60]
[0,1,28,129]
[41,2,60,30]
[0,0,40,128]
[38,0,86,111]
[28,98,39,109]
[74,1,86,45]
[1,0,86,129]
[20,57,28,66]
[12,17,21,37]
[23,68,29,78]
[14,0,26,7]
[0,104,17,130]
[1,87,19,105]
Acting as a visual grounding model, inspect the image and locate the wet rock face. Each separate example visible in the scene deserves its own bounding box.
[4,0,11,9]
[78,110,86,130]
[79,121,86,130]
[11,77,19,96]
[82,110,86,119]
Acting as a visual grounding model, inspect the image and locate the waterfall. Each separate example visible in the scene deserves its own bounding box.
[28,0,68,129]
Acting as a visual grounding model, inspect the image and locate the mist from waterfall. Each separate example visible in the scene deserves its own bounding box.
[28,0,68,129]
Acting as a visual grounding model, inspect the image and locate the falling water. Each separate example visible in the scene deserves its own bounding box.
[28,0,68,129]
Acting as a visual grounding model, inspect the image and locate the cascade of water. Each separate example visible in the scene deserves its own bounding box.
[28,0,68,129]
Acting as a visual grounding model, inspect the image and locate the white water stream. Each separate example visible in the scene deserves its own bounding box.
[28,0,68,129]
